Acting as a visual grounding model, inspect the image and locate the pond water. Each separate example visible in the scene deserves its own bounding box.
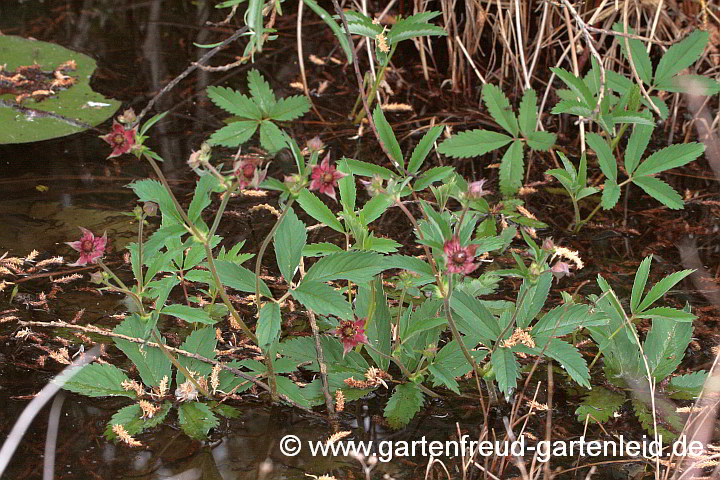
[2,1,719,479]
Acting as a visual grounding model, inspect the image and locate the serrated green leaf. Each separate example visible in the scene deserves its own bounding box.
[669,371,707,393]
[247,69,276,113]
[644,317,692,380]
[437,129,512,158]
[373,105,404,171]
[176,327,217,385]
[214,259,273,298]
[257,302,282,349]
[413,165,454,191]
[550,67,595,107]
[518,88,538,136]
[384,382,425,429]
[601,179,621,210]
[483,83,518,136]
[296,188,344,233]
[575,387,626,423]
[492,347,519,397]
[585,132,617,182]
[268,95,310,121]
[304,251,387,284]
[632,176,684,210]
[178,402,219,440]
[408,125,443,174]
[625,124,653,175]
[526,130,555,151]
[387,19,447,43]
[292,280,353,319]
[208,120,258,147]
[610,111,655,126]
[631,256,653,313]
[360,194,393,224]
[516,273,552,328]
[550,99,593,117]
[531,304,594,339]
[428,364,460,394]
[613,23,653,85]
[357,278,392,369]
[114,315,172,387]
[188,175,221,226]
[130,179,184,225]
[274,207,306,284]
[655,74,720,95]
[59,363,135,398]
[302,242,344,257]
[343,157,394,179]
[206,86,262,120]
[635,307,696,322]
[633,142,705,177]
[498,139,524,196]
[654,30,709,86]
[451,290,500,346]
[337,159,356,212]
[259,121,287,154]
[636,269,694,312]
[161,304,214,325]
[539,339,590,388]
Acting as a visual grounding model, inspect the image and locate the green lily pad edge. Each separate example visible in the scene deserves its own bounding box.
[0,35,121,144]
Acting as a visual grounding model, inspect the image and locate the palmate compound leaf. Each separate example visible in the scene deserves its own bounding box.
[206,86,262,120]
[0,35,121,144]
[575,387,626,424]
[384,382,425,429]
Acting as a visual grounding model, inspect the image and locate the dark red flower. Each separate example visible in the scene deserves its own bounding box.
[66,227,107,266]
[309,153,347,201]
[335,319,369,356]
[100,121,136,158]
[233,157,267,189]
[443,237,479,275]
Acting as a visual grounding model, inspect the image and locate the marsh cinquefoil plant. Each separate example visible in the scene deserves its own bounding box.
[577,255,705,440]
[57,33,706,444]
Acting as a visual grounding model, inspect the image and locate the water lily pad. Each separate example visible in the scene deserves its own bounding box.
[0,35,121,144]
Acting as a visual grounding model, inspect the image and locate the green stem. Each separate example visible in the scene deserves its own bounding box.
[142,154,258,350]
[574,177,632,232]
[137,214,145,293]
